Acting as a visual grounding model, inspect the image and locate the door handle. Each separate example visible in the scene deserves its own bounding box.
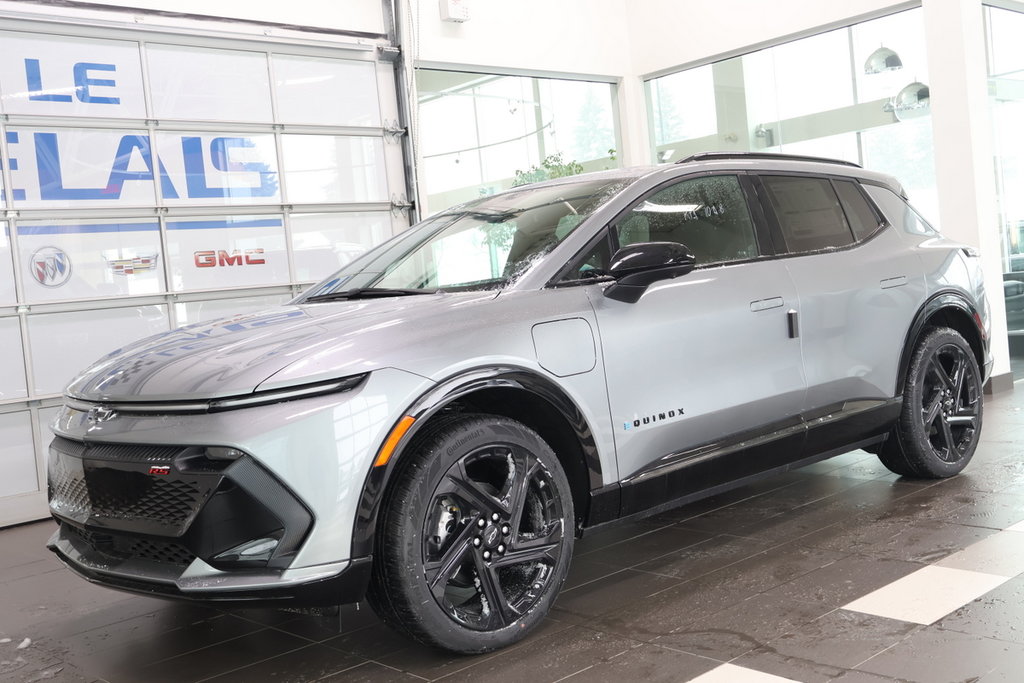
[750,296,784,312]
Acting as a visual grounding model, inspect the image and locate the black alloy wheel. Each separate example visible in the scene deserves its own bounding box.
[879,326,983,478]
[369,414,574,653]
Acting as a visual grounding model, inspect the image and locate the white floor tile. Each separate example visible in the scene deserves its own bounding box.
[842,565,1008,625]
[687,663,803,683]
[936,529,1024,578]
[1005,519,1024,533]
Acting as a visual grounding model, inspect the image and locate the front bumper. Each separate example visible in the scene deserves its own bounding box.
[48,525,372,606]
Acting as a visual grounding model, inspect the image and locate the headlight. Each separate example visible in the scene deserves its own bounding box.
[64,373,368,415]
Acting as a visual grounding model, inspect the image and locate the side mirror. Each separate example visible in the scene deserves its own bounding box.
[604,242,696,303]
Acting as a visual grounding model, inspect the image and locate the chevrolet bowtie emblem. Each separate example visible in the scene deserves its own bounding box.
[87,406,117,424]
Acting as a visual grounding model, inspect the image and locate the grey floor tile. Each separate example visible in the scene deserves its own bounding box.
[937,574,1024,644]
[439,625,638,683]
[857,625,1024,682]
[563,642,721,682]
[767,554,923,607]
[202,642,366,682]
[652,591,833,661]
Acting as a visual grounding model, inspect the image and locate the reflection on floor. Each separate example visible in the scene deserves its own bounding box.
[3,386,1024,682]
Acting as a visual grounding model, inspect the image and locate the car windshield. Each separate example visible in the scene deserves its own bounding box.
[299,177,628,300]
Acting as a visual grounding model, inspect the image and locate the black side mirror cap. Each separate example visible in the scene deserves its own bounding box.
[604,242,696,303]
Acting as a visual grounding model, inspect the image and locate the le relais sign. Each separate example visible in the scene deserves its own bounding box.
[0,33,280,208]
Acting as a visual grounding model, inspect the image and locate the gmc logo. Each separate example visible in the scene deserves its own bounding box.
[194,249,266,268]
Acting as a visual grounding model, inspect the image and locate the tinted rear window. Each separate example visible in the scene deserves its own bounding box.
[834,179,880,240]
[762,176,855,252]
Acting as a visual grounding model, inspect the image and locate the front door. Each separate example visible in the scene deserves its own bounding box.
[580,174,806,512]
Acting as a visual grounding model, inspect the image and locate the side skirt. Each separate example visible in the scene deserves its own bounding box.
[584,398,901,532]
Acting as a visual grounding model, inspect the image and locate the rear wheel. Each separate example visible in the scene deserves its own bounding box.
[368,414,574,653]
[879,327,983,478]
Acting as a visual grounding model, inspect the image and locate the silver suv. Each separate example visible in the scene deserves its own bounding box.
[46,153,991,654]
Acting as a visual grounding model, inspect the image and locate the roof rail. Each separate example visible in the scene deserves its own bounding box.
[675,151,862,168]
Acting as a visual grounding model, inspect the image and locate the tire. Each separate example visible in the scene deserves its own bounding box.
[878,327,983,478]
[367,414,575,654]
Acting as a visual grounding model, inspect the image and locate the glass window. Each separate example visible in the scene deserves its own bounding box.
[0,411,36,497]
[165,215,288,292]
[175,294,291,325]
[272,55,381,127]
[146,45,273,122]
[0,223,15,305]
[416,69,618,212]
[646,8,936,222]
[0,317,27,400]
[9,127,158,209]
[762,176,854,252]
[0,32,147,119]
[27,305,169,395]
[617,175,758,266]
[281,135,387,204]
[156,131,280,206]
[834,180,880,240]
[17,219,163,302]
[863,184,936,237]
[290,212,391,281]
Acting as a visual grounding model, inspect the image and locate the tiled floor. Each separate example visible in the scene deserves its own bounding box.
[3,386,1024,682]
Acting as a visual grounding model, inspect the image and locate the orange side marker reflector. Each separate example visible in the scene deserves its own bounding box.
[374,416,416,467]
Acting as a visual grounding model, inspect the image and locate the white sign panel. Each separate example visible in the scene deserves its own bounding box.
[0,31,146,118]
[273,55,381,127]
[166,216,288,291]
[17,220,163,303]
[281,135,387,204]
[146,44,272,122]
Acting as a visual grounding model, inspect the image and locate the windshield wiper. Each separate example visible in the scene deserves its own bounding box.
[304,287,439,303]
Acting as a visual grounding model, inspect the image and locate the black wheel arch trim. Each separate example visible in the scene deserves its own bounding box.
[896,290,989,394]
[350,365,604,560]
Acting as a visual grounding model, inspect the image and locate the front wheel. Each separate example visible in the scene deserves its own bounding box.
[368,414,574,653]
[879,327,983,478]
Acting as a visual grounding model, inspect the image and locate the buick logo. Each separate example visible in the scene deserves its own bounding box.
[87,406,117,424]
[30,246,72,287]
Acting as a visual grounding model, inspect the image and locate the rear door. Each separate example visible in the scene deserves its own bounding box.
[755,174,925,448]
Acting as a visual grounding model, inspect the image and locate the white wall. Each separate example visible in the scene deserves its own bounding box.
[412,0,632,78]
[626,0,911,76]
[14,0,386,35]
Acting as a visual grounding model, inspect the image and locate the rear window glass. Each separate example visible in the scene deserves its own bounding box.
[762,176,855,252]
[834,180,880,240]
[863,184,938,236]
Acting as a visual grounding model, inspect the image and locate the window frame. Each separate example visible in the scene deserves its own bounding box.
[549,170,775,287]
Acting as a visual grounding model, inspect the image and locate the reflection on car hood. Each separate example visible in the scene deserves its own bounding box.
[65,292,497,402]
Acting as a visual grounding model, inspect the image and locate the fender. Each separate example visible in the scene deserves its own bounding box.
[895,290,988,394]
[349,366,604,559]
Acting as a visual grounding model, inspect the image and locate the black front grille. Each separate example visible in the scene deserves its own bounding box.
[67,525,197,567]
[48,438,221,536]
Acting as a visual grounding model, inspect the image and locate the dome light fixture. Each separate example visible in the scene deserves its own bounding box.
[884,81,930,121]
[864,46,903,74]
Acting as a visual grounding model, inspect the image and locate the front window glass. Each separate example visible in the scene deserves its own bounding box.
[304,178,627,296]
[617,175,758,265]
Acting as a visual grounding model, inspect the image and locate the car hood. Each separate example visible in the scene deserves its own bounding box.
[65,292,497,402]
